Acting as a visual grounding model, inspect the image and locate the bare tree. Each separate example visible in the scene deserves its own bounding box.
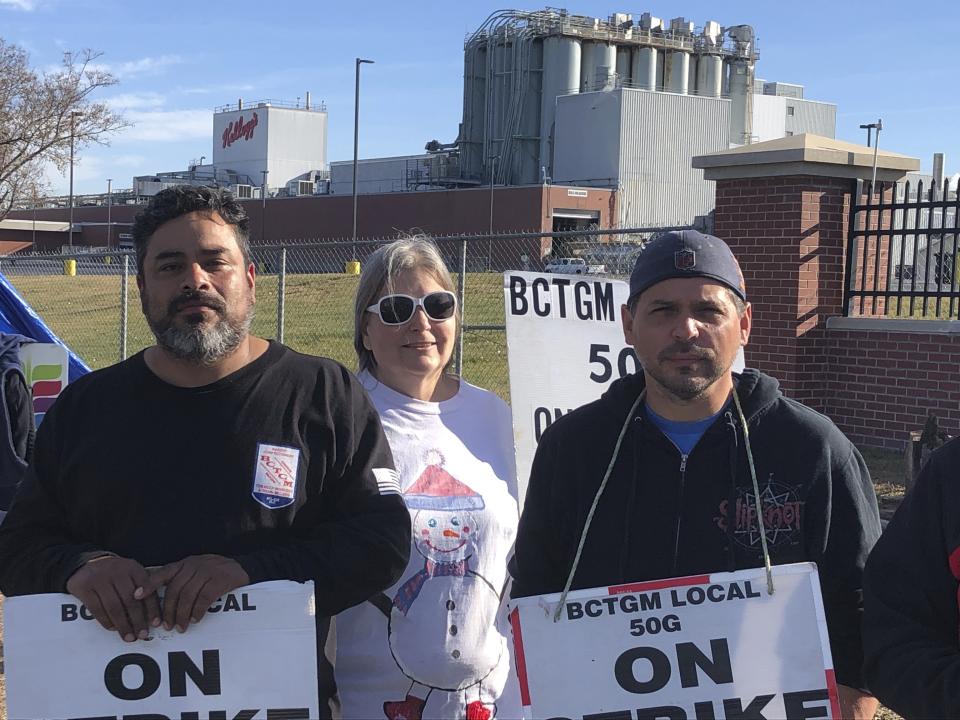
[0,40,128,221]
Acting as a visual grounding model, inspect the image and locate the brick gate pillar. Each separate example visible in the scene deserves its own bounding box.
[692,135,918,410]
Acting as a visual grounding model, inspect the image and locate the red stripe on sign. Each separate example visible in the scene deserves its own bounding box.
[31,380,62,397]
[608,574,711,595]
[509,607,532,707]
[825,668,841,719]
[948,546,960,581]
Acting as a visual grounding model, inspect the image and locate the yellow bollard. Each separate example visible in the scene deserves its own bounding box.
[345,260,361,275]
[63,259,77,276]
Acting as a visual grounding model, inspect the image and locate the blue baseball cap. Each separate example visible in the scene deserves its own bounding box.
[627,230,747,304]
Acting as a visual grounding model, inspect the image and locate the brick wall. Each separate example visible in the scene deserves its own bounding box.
[823,326,960,449]
[713,174,957,450]
[713,176,851,408]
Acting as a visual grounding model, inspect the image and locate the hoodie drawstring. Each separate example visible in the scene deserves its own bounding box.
[553,391,644,622]
[732,387,775,595]
[724,411,739,573]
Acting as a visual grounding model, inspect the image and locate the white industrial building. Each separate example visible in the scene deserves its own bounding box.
[134,96,328,199]
[553,88,730,228]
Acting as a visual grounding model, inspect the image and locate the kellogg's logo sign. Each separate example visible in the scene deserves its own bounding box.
[222,112,259,149]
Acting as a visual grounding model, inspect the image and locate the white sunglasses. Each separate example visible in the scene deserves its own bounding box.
[366,291,458,325]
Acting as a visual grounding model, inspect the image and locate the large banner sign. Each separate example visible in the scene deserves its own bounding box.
[504,271,635,506]
[4,580,319,719]
[508,563,839,720]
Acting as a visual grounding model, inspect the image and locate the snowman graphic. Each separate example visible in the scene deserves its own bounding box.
[383,450,503,720]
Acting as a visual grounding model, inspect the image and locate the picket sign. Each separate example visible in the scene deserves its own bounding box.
[503,271,744,510]
[4,580,319,720]
[507,563,839,720]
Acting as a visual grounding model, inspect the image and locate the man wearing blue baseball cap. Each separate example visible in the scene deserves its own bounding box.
[510,230,882,718]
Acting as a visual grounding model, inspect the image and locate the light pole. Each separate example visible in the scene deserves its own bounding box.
[106,178,113,247]
[261,169,269,243]
[352,57,374,258]
[869,119,882,194]
[68,111,82,248]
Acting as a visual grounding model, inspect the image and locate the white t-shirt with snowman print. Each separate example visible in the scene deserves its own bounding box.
[336,372,521,720]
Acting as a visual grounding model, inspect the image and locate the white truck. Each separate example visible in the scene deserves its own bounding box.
[543,257,606,275]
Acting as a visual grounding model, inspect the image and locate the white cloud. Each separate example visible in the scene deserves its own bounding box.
[0,0,40,10]
[120,109,211,143]
[111,54,184,78]
[104,92,168,110]
[49,55,185,80]
[182,83,254,96]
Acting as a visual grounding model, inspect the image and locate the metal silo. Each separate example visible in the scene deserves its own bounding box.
[540,35,581,178]
[665,51,690,94]
[632,47,658,91]
[697,54,723,98]
[616,46,631,86]
[517,37,544,185]
[460,39,488,181]
[581,41,616,92]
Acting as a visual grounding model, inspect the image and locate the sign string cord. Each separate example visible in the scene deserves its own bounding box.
[553,392,644,622]
[732,387,775,595]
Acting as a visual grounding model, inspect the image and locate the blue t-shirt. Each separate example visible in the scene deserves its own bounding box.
[646,404,725,456]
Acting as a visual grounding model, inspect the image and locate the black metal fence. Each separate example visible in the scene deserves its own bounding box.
[845,179,960,318]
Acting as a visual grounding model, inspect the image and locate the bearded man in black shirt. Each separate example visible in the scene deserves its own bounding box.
[0,186,411,714]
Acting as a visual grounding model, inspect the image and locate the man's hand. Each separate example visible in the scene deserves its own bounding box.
[137,554,249,633]
[65,555,160,642]
[837,684,879,720]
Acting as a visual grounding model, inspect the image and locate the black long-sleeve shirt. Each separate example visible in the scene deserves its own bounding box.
[0,341,411,618]
[863,437,960,718]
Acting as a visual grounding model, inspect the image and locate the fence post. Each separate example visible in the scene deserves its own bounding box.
[119,254,129,362]
[454,238,467,376]
[277,247,287,344]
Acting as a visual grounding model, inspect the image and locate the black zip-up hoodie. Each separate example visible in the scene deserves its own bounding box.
[509,368,881,689]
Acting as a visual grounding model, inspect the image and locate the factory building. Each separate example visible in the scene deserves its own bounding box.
[343,8,836,228]
[133,96,328,199]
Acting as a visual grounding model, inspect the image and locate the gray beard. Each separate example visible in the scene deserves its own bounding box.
[150,305,254,365]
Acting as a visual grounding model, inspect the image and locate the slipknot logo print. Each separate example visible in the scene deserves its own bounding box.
[222,112,259,149]
[715,475,804,549]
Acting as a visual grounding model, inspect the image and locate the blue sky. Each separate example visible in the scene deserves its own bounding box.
[2,0,958,196]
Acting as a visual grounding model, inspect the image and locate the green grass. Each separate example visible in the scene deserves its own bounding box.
[7,271,512,399]
[884,296,960,319]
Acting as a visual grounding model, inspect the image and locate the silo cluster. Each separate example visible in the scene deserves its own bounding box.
[458,9,758,185]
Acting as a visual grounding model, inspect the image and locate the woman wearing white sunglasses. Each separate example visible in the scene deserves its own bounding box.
[336,236,521,720]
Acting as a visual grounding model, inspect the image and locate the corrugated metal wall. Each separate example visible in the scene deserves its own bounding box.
[617,89,730,227]
[785,98,836,138]
[752,94,787,142]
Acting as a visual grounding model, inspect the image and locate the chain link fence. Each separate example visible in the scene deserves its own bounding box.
[1,227,681,401]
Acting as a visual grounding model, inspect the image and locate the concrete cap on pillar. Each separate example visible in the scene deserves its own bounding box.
[692,133,919,182]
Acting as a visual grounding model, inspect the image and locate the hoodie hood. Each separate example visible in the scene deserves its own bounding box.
[598,367,782,426]
[0,333,33,371]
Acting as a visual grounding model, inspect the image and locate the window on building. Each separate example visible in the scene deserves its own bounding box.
[785,131,794,136]
[786,106,795,116]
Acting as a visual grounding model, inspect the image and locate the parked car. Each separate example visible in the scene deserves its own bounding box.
[544,257,605,274]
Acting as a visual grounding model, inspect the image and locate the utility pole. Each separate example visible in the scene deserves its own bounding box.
[68,111,83,248]
[261,169,269,242]
[352,58,374,259]
[106,178,113,246]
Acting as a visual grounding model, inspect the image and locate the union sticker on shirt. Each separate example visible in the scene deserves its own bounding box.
[252,443,300,509]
